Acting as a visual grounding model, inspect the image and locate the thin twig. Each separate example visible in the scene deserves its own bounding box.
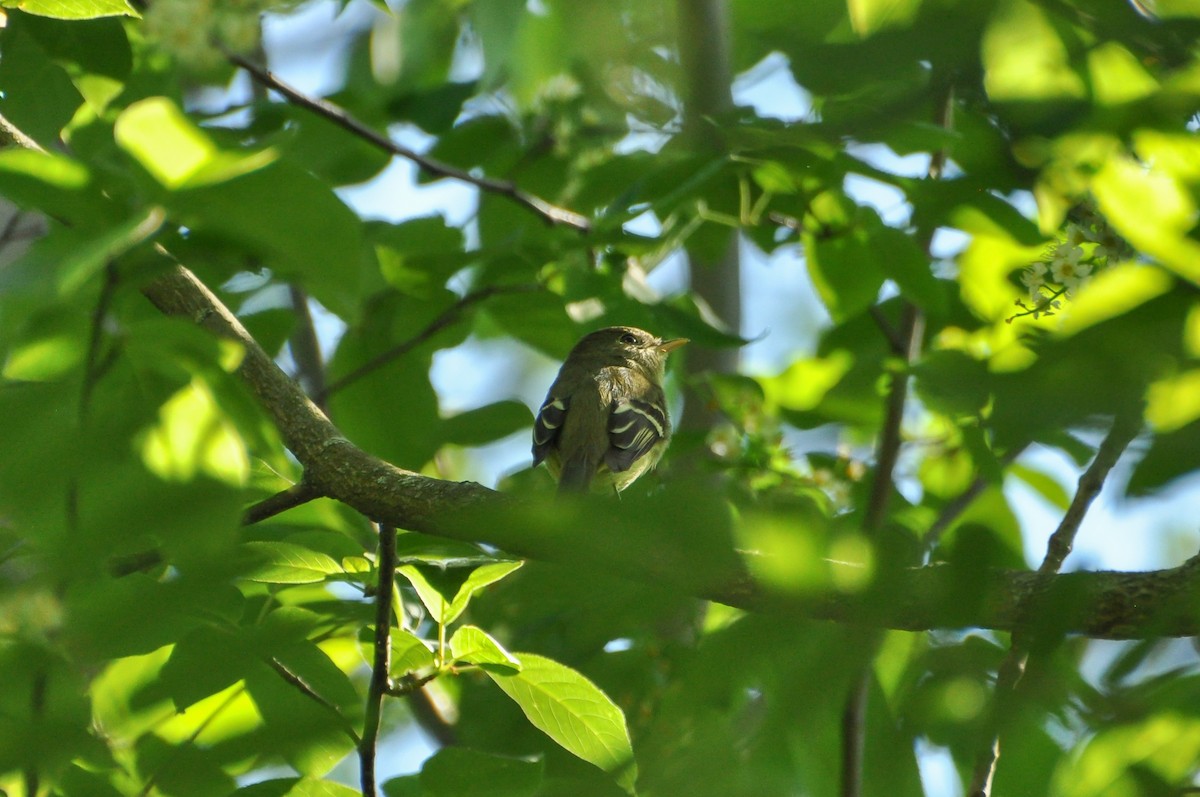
[387,671,440,697]
[267,657,360,744]
[966,412,1141,797]
[1037,416,1139,575]
[923,444,1029,557]
[868,305,906,356]
[0,111,45,153]
[288,284,329,413]
[241,482,319,525]
[318,284,541,402]
[80,262,121,421]
[224,53,592,233]
[361,522,398,797]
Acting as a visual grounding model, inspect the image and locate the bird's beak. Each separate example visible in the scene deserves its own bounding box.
[658,338,689,355]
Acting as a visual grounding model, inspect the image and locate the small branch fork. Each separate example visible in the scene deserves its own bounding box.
[966,411,1141,797]
[224,53,592,233]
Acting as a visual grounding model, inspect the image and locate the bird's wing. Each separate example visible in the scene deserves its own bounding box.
[604,398,666,472]
[531,394,568,466]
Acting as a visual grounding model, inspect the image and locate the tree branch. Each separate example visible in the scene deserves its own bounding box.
[287,284,328,412]
[140,265,1200,639]
[967,412,1142,797]
[360,522,397,797]
[225,53,592,233]
[242,482,319,525]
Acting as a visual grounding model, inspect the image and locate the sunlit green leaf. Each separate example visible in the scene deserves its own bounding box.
[115,97,278,189]
[400,560,524,625]
[449,625,521,671]
[847,0,922,36]
[389,629,436,674]
[486,653,637,793]
[1051,714,1200,797]
[4,0,138,18]
[139,377,249,486]
[238,542,343,584]
[982,0,1085,102]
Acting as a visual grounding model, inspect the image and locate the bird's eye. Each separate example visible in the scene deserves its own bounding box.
[619,333,639,345]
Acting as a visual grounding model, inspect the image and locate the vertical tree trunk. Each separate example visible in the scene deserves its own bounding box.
[674,0,741,436]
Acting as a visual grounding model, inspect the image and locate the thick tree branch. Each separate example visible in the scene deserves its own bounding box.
[140,265,1200,639]
[225,53,592,233]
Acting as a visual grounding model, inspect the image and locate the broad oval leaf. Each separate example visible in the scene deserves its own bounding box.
[486,653,637,794]
[449,625,520,672]
[12,0,138,19]
[400,560,523,625]
[239,541,343,584]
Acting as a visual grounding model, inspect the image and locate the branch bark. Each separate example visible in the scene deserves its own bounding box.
[140,263,1200,640]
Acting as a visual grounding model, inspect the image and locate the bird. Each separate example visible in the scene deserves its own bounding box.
[532,326,688,494]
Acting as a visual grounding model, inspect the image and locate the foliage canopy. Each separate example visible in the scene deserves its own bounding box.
[2,1,1200,796]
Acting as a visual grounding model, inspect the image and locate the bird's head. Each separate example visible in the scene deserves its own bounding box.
[570,326,688,375]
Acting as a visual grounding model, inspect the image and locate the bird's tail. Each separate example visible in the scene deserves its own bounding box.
[557,456,597,494]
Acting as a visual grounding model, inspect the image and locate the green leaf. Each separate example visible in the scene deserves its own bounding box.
[373,216,468,298]
[1127,419,1200,496]
[239,541,344,584]
[486,653,637,793]
[805,228,886,322]
[0,22,82,146]
[913,350,990,417]
[981,0,1085,103]
[233,776,362,797]
[847,0,922,36]
[395,533,504,567]
[0,147,109,227]
[4,0,139,18]
[382,775,427,797]
[874,226,946,315]
[399,560,524,625]
[1050,714,1200,796]
[115,97,278,189]
[390,629,436,674]
[443,401,533,447]
[420,747,543,797]
[449,625,521,672]
[1093,155,1200,284]
[160,626,252,709]
[1010,463,1070,511]
[2,332,84,381]
[245,661,357,777]
[171,163,366,317]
